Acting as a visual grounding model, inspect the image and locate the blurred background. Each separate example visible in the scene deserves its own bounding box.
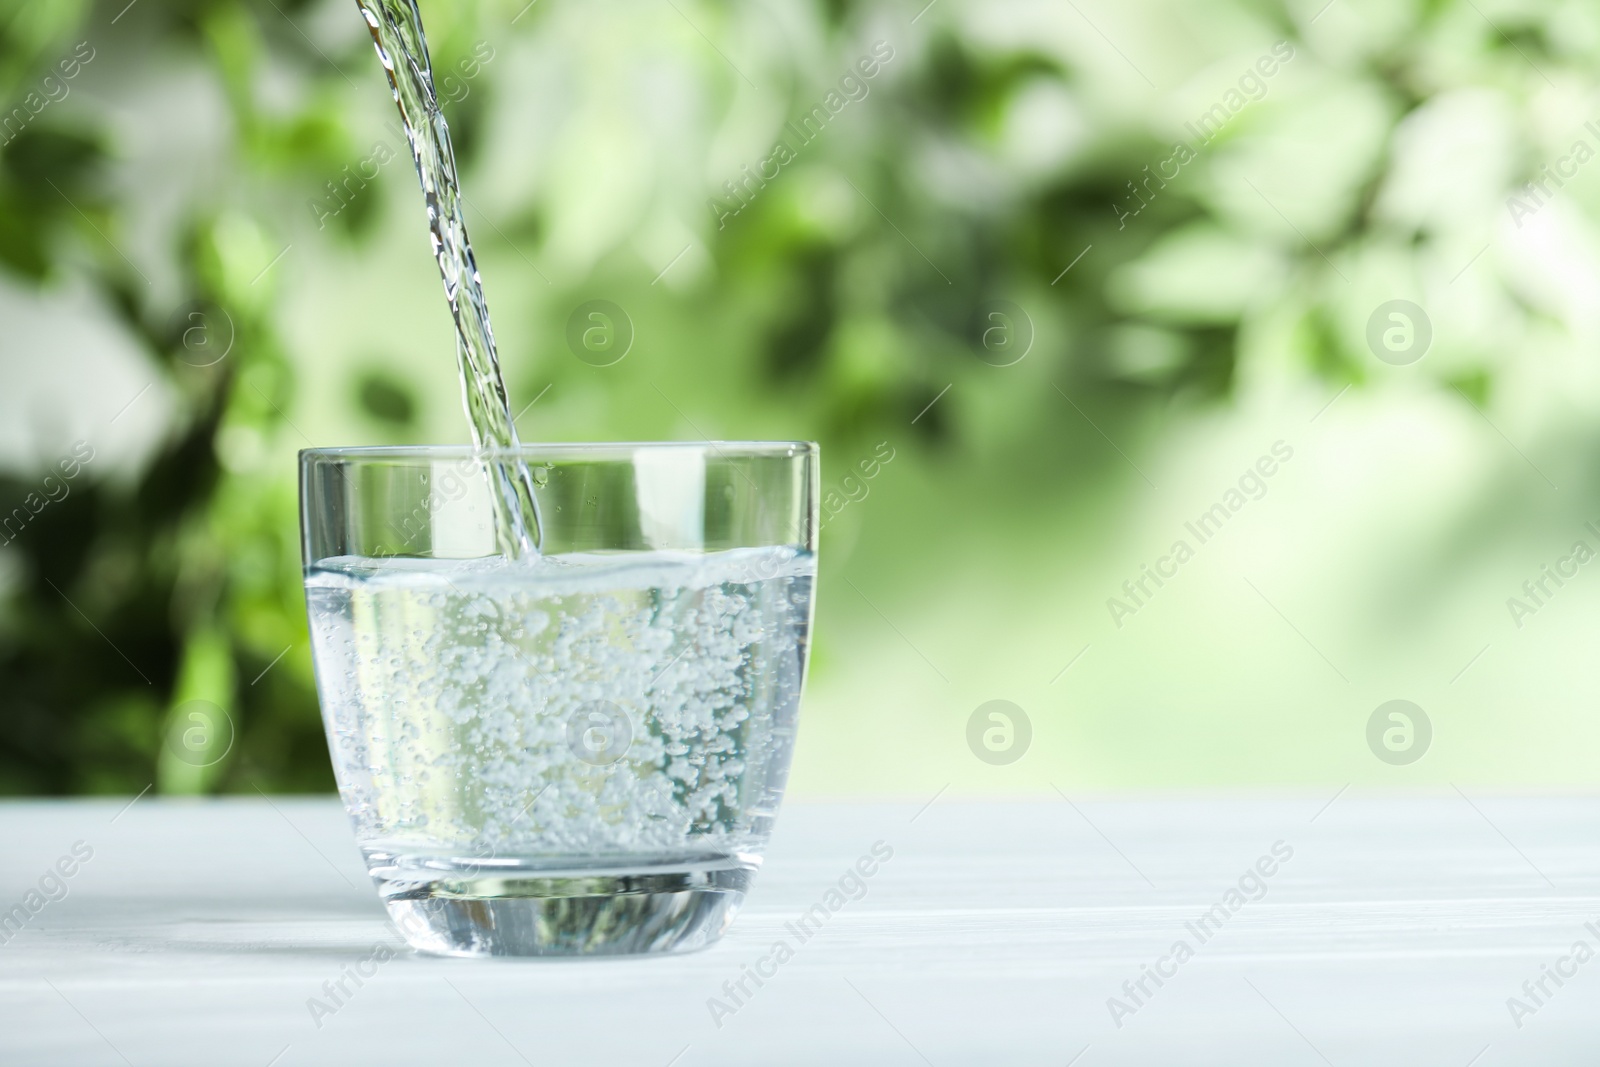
[1,0,1596,797]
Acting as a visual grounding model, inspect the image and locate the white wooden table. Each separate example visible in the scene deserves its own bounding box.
[0,794,1595,1065]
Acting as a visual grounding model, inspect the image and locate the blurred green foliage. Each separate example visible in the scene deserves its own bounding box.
[1,0,1597,794]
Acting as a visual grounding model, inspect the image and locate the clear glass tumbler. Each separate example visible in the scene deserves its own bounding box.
[299,443,818,957]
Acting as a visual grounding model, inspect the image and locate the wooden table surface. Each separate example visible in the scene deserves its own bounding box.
[0,793,1595,1065]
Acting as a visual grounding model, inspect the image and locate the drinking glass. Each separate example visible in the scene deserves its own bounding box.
[299,443,818,957]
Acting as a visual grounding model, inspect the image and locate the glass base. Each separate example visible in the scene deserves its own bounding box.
[374,861,754,957]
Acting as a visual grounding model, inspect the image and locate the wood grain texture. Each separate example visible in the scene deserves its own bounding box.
[0,794,1595,1065]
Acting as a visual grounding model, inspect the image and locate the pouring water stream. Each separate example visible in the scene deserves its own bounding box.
[354,0,542,557]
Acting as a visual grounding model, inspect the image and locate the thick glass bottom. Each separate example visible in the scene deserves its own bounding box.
[373,857,755,957]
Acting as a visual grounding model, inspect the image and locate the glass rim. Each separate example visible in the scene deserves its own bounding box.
[300,441,818,463]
